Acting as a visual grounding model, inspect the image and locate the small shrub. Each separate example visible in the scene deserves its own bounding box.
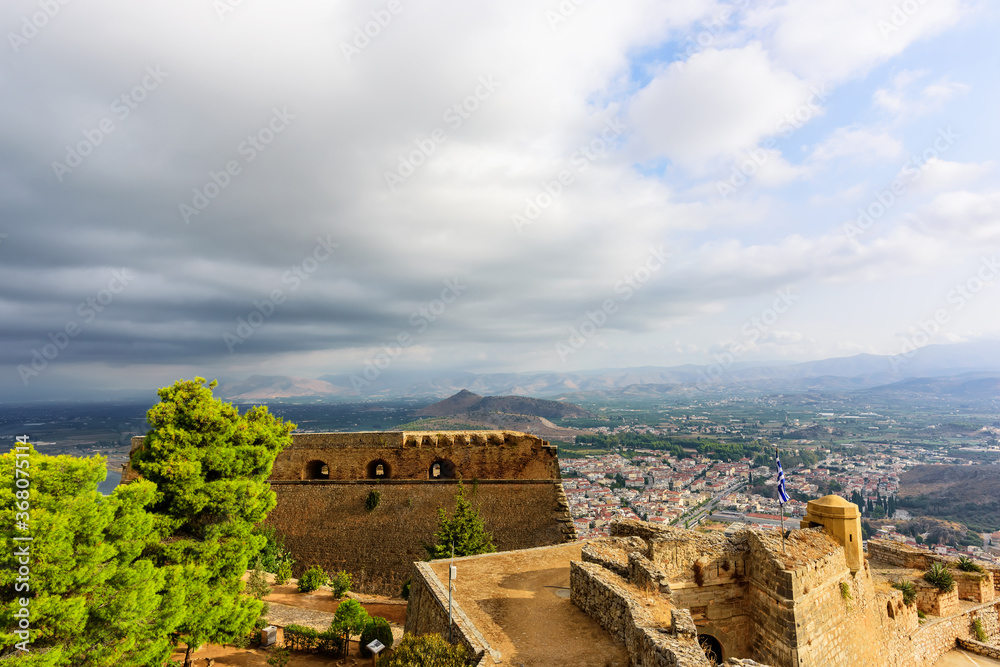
[840,582,852,601]
[246,569,271,600]
[266,647,290,667]
[381,633,467,667]
[330,569,352,598]
[255,602,270,630]
[317,629,345,656]
[298,565,328,593]
[366,489,381,512]
[255,525,295,575]
[359,616,394,657]
[973,618,987,642]
[892,580,917,606]
[692,561,705,587]
[924,562,955,593]
[283,624,320,651]
[275,560,292,586]
[917,609,926,620]
[957,556,985,573]
[400,577,411,600]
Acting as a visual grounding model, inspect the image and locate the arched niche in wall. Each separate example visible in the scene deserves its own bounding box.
[428,458,457,480]
[304,459,329,480]
[367,459,391,480]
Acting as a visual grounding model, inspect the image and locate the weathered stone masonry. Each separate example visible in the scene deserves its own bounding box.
[125,430,576,596]
[571,508,998,667]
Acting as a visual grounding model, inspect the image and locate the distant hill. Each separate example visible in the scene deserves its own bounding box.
[898,464,1000,532]
[405,390,592,439]
[414,390,593,420]
[860,374,1000,399]
[217,375,350,400]
[413,389,485,417]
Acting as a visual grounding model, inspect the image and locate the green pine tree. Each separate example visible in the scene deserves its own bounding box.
[131,377,295,666]
[426,481,496,560]
[330,598,369,658]
[0,447,184,666]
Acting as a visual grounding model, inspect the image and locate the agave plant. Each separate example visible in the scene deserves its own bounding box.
[892,579,917,606]
[957,556,985,573]
[924,562,955,593]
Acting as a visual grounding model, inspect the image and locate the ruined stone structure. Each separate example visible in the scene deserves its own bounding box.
[404,496,999,666]
[125,430,576,596]
[567,504,1000,666]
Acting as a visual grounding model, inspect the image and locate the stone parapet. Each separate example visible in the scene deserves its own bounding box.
[582,535,645,579]
[405,561,501,665]
[956,570,995,603]
[867,539,937,570]
[914,580,960,617]
[957,638,1000,660]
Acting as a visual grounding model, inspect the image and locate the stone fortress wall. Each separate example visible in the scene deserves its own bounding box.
[126,430,576,596]
[570,504,1000,667]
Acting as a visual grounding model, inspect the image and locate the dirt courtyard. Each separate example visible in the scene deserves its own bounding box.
[428,543,629,667]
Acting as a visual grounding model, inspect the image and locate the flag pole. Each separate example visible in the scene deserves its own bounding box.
[776,447,786,554]
[780,499,786,553]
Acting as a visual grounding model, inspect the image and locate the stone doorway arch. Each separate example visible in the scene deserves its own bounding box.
[698,634,723,666]
[303,459,329,480]
[367,459,391,479]
[428,458,456,479]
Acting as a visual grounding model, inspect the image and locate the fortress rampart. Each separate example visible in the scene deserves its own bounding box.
[125,430,576,595]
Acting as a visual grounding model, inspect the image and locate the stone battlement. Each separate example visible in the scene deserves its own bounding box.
[125,429,574,595]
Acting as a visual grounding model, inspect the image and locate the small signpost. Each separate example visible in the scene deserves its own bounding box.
[366,639,385,667]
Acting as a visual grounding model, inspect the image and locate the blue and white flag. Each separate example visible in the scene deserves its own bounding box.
[776,451,789,504]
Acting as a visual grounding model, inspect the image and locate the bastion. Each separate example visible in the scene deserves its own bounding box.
[124,430,576,596]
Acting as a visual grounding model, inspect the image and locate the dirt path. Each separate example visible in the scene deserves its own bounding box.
[264,586,407,625]
[429,544,629,667]
[172,578,407,666]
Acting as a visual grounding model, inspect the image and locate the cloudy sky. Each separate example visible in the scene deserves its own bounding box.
[2,0,999,400]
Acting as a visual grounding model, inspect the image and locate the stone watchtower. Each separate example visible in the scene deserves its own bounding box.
[800,494,863,572]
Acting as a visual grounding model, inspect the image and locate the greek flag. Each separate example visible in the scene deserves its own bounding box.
[776,451,789,504]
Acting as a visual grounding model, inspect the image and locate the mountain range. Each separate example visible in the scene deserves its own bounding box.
[213,340,1000,402]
